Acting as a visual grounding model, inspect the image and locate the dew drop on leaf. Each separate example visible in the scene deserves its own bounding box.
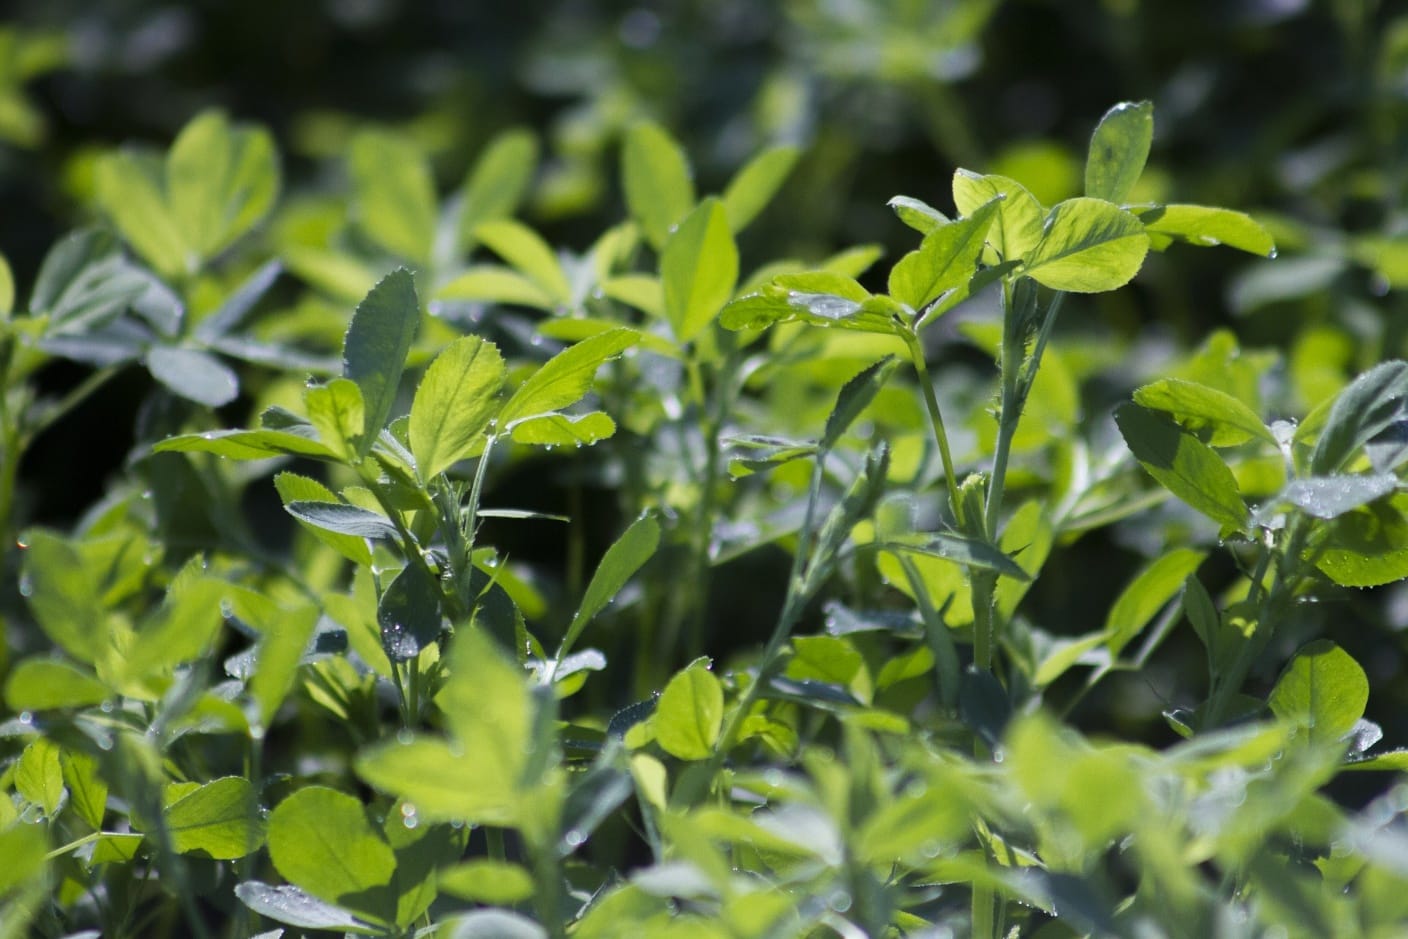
[828,890,852,913]
[17,711,32,726]
[16,575,31,597]
[563,829,586,848]
[14,538,26,549]
[396,728,414,745]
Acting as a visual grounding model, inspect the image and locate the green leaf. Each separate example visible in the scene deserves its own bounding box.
[275,472,373,565]
[0,252,12,316]
[16,737,64,815]
[622,122,694,249]
[1023,197,1150,293]
[126,573,228,676]
[356,738,515,827]
[0,823,47,894]
[166,110,279,261]
[442,910,548,939]
[378,562,442,663]
[880,532,1031,581]
[410,335,505,478]
[654,663,723,761]
[474,219,572,306]
[304,378,367,459]
[4,658,109,710]
[1136,204,1276,257]
[94,150,188,277]
[268,786,396,913]
[235,882,381,934]
[438,860,536,904]
[343,269,420,454]
[31,228,146,334]
[436,265,558,310]
[499,328,638,425]
[21,529,105,664]
[144,346,240,407]
[349,130,436,264]
[154,427,336,461]
[1115,402,1248,531]
[249,603,321,731]
[1312,498,1408,588]
[62,750,108,830]
[822,356,899,451]
[193,259,283,341]
[721,145,799,232]
[888,195,950,235]
[458,129,538,251]
[1104,547,1206,658]
[1307,360,1408,475]
[1084,100,1153,204]
[1133,377,1277,446]
[661,198,738,344]
[164,776,264,860]
[508,411,615,447]
[559,514,660,661]
[951,171,1044,261]
[888,198,1000,311]
[1268,640,1369,746]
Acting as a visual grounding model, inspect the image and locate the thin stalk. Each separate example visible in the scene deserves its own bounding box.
[904,331,961,514]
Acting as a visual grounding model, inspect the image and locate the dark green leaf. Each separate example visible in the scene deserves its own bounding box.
[1115,402,1248,531]
[275,473,374,565]
[1312,498,1408,588]
[284,501,399,541]
[1084,100,1153,204]
[822,356,898,451]
[1307,360,1408,475]
[343,269,420,455]
[154,427,336,461]
[377,563,442,662]
[32,229,146,335]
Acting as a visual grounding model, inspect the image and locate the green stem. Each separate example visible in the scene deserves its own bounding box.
[904,331,961,515]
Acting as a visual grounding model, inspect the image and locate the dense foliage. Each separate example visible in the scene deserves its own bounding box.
[2,3,1408,938]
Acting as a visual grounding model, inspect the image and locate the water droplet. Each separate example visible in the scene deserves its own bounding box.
[99,701,114,714]
[249,725,266,742]
[17,575,32,598]
[921,840,942,858]
[563,829,586,847]
[17,711,33,726]
[529,334,545,347]
[1370,274,1390,297]
[827,890,852,913]
[396,729,415,745]
[1267,247,1279,260]
[14,538,27,549]
[96,735,113,751]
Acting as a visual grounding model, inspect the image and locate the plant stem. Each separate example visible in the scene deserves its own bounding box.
[904,331,961,515]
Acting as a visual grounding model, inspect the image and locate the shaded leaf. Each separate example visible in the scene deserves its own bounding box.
[377,563,442,663]
[164,776,264,860]
[1268,640,1369,746]
[1116,402,1248,531]
[343,269,420,454]
[1084,100,1152,204]
[145,346,240,407]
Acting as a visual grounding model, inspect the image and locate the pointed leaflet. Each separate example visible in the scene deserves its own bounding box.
[1133,377,1277,447]
[95,151,188,278]
[1104,548,1206,658]
[822,356,899,451]
[458,129,539,251]
[284,501,400,541]
[1307,360,1408,475]
[1084,100,1153,204]
[1136,205,1275,257]
[163,777,264,860]
[235,883,379,933]
[304,378,366,459]
[498,328,638,426]
[194,259,282,341]
[662,198,738,344]
[509,412,616,447]
[952,171,1044,261]
[1116,402,1248,532]
[166,110,280,262]
[888,195,950,235]
[474,219,572,307]
[268,787,397,915]
[1269,640,1368,746]
[887,198,1000,311]
[410,335,505,478]
[1023,197,1150,293]
[349,130,436,265]
[378,562,442,663]
[558,514,660,663]
[622,122,694,249]
[343,269,420,456]
[721,145,799,232]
